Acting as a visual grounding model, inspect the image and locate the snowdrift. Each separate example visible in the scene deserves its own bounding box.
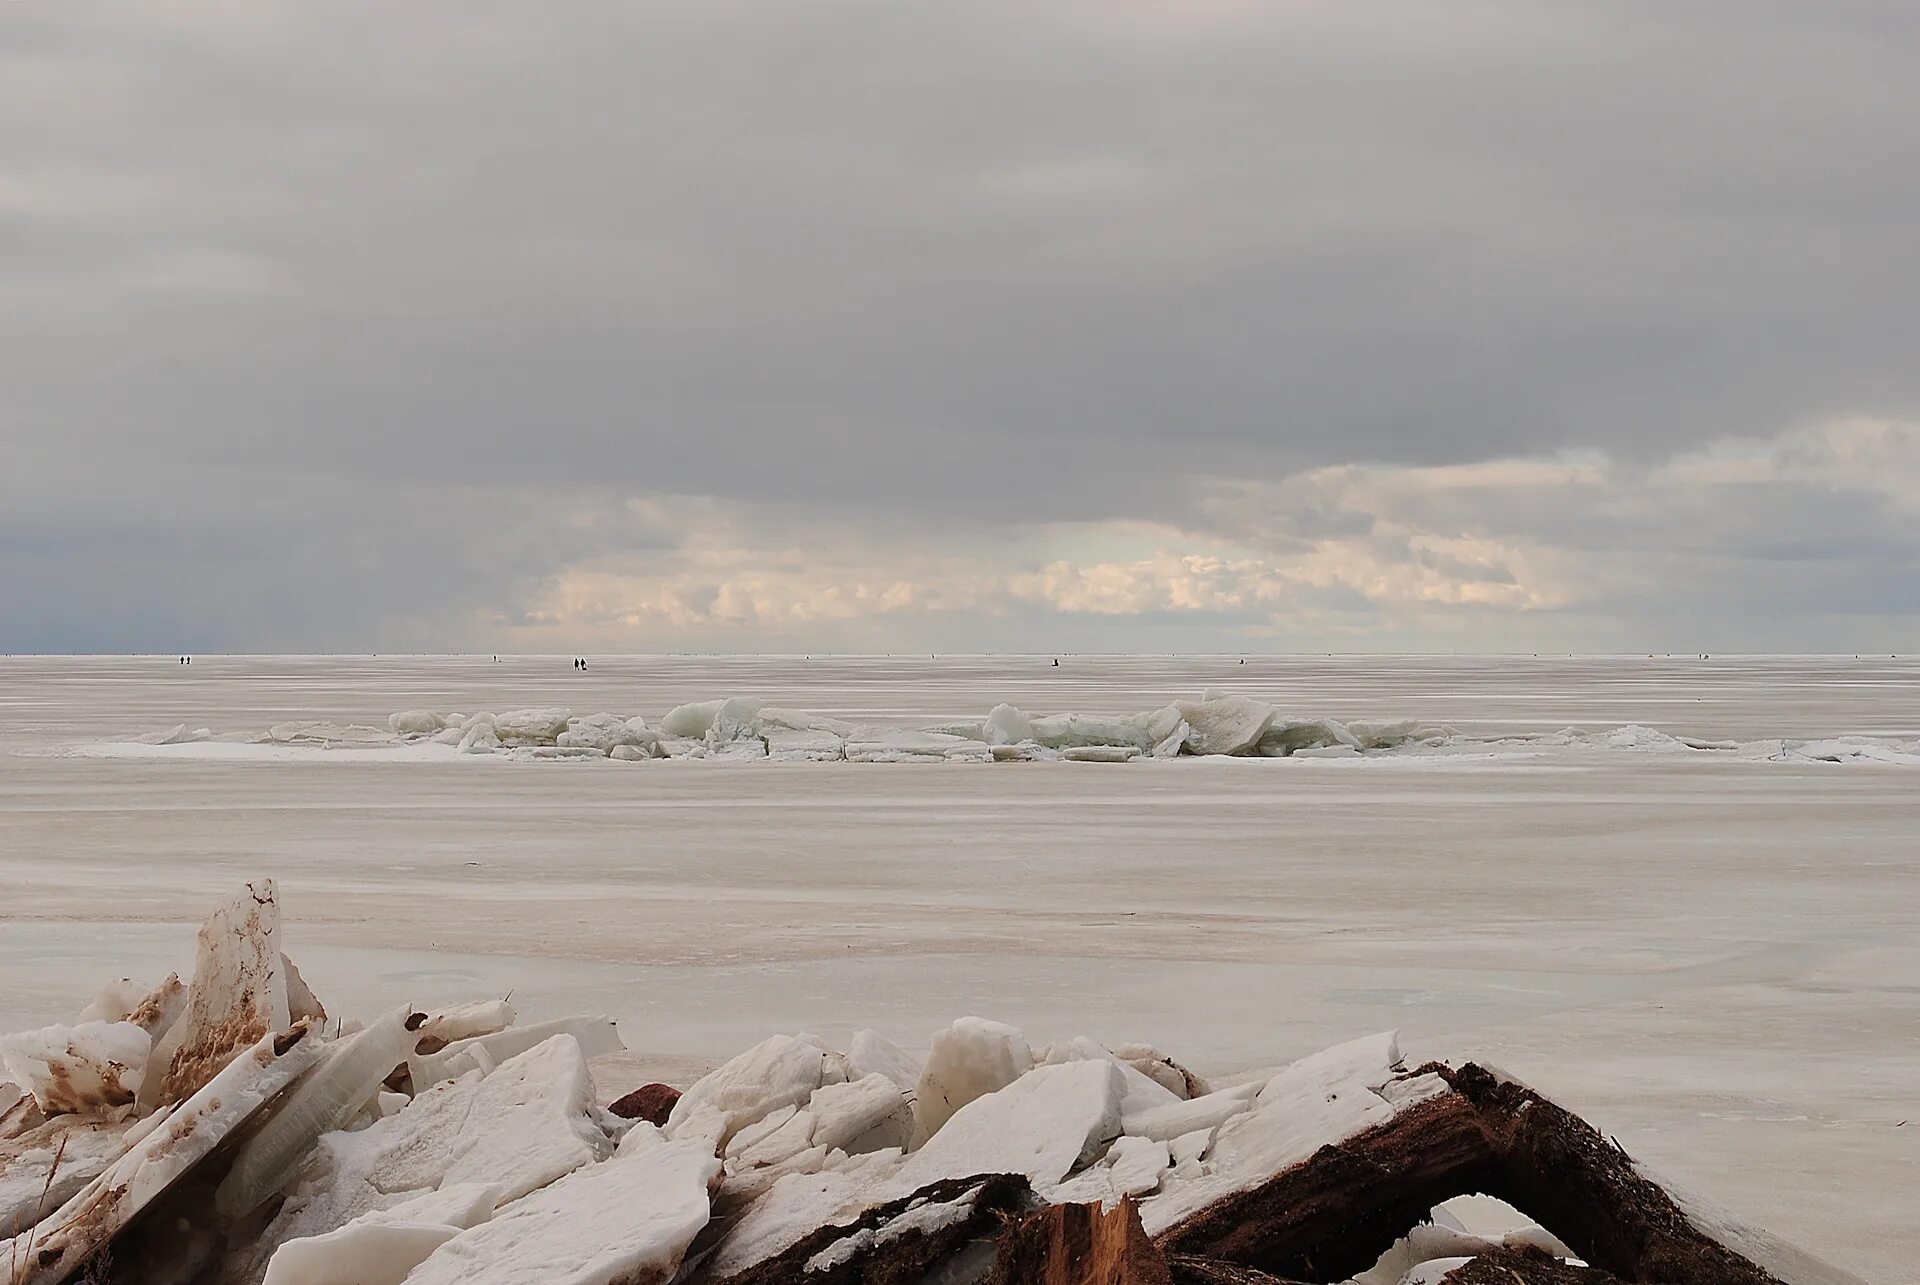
[0,885,1867,1285]
[89,691,1920,767]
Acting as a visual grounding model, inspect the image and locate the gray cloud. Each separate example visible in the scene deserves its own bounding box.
[4,1,1918,650]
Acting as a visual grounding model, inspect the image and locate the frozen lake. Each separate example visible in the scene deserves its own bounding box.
[1,654,1915,1277]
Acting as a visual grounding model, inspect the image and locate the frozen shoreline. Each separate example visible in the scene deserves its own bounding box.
[2,655,1915,1278]
[0,883,1868,1285]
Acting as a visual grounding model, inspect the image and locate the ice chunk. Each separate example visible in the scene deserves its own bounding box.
[261,1183,502,1285]
[893,1058,1126,1194]
[1063,744,1141,762]
[285,954,328,1025]
[845,732,992,762]
[703,1159,900,1277]
[491,707,571,744]
[1142,1031,1406,1235]
[1107,1135,1171,1197]
[848,1029,921,1095]
[983,703,1034,746]
[217,1006,423,1218]
[1120,1082,1259,1142]
[3,1024,325,1285]
[154,878,290,1105]
[409,1015,621,1087]
[75,977,150,1025]
[458,719,502,753]
[667,1034,834,1146]
[756,706,857,737]
[807,1073,914,1155]
[1175,696,1277,756]
[388,710,446,735]
[706,696,766,744]
[1110,1042,1209,1098]
[1259,716,1362,756]
[0,1021,149,1114]
[0,1115,137,1239]
[766,728,846,761]
[659,698,726,738]
[402,1128,720,1285]
[416,998,517,1048]
[558,712,660,755]
[1029,714,1154,750]
[914,1016,1033,1140]
[286,1031,609,1249]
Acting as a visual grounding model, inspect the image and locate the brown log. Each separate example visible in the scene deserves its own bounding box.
[1165,1254,1313,1285]
[985,1197,1171,1285]
[1156,1064,1786,1285]
[709,1172,1035,1285]
[1439,1244,1632,1283]
[1157,1088,1499,1281]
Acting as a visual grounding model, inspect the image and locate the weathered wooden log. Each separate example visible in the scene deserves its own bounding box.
[985,1197,1170,1285]
[710,1171,1035,1285]
[1156,1087,1497,1280]
[1157,1063,1788,1285]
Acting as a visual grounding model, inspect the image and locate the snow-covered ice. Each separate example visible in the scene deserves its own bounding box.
[0,653,1915,1280]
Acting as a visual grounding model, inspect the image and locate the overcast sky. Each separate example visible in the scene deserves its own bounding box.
[5,1,1918,653]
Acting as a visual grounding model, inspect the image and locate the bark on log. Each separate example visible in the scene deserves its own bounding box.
[710,1172,1035,1285]
[986,1197,1170,1285]
[1438,1244,1632,1283]
[1156,1063,1787,1285]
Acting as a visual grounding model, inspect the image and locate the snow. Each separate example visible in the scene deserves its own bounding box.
[914,1016,1033,1139]
[400,1129,720,1285]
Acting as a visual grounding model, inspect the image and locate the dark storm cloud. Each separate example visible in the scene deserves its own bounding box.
[3,1,1919,648]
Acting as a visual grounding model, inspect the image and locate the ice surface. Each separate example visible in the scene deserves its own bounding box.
[5,654,1918,1279]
